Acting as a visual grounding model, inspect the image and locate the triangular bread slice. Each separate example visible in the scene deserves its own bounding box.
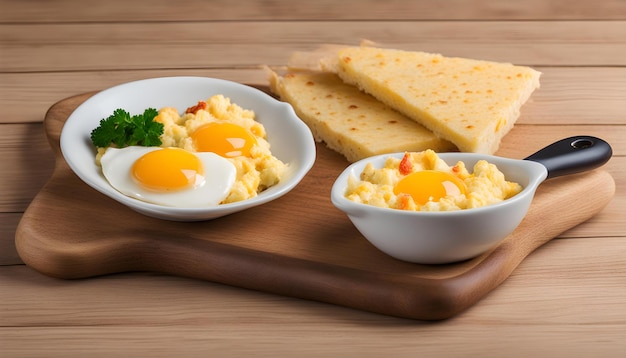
[321,46,541,154]
[268,68,456,162]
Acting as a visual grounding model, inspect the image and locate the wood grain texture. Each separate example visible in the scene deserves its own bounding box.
[3,235,626,356]
[0,123,55,210]
[3,21,626,74]
[14,93,615,320]
[0,213,22,265]
[3,0,626,354]
[3,0,626,21]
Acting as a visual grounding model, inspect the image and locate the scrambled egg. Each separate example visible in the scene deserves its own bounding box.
[156,95,288,203]
[96,95,288,204]
[345,150,522,211]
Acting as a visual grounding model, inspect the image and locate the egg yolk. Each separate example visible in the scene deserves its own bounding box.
[132,148,203,191]
[191,122,257,158]
[393,170,467,205]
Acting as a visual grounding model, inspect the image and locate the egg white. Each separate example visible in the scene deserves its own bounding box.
[100,146,236,208]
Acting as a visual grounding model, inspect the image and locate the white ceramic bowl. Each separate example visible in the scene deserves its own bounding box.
[331,136,612,264]
[60,76,316,221]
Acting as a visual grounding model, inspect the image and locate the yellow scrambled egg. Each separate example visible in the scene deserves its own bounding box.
[156,95,287,203]
[96,95,288,204]
[345,150,522,211]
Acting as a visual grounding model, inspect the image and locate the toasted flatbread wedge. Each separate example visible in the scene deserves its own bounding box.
[321,46,541,153]
[268,68,456,162]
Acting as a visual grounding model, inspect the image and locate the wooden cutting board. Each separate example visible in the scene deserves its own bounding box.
[16,91,615,321]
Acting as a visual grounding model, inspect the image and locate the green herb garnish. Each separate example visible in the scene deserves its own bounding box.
[90,108,164,148]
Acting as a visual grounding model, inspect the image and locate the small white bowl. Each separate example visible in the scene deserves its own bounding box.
[60,77,316,221]
[331,137,612,264]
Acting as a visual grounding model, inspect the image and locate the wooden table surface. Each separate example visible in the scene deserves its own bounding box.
[2,1,625,356]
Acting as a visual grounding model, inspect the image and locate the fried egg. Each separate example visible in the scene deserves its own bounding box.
[100,146,236,207]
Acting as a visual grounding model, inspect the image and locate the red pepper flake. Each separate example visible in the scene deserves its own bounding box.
[185,101,207,114]
[452,164,461,173]
[399,152,413,175]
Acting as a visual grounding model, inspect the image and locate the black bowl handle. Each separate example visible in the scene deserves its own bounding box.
[524,136,612,179]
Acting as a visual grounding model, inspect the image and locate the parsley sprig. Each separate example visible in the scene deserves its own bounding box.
[90,108,164,148]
